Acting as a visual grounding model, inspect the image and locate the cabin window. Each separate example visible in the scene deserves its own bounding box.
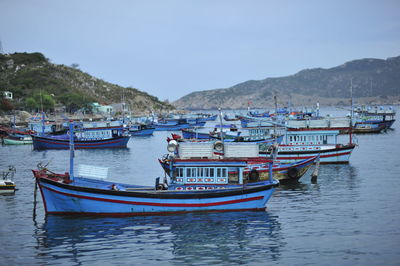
[177,168,183,177]
[210,168,214,177]
[222,168,227,177]
[217,168,221,177]
[197,168,204,177]
[228,168,239,183]
[205,168,210,177]
[289,136,293,141]
[186,168,192,177]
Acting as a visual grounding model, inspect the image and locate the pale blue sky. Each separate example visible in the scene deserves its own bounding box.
[1,0,399,101]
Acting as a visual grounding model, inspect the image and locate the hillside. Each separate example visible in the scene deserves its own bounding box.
[0,52,174,113]
[174,56,400,109]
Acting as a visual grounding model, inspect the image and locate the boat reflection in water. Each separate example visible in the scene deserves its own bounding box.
[34,211,283,265]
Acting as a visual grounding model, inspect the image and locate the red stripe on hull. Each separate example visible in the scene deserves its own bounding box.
[277,150,352,160]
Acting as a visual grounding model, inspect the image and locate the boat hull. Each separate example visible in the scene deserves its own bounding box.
[129,128,155,136]
[32,135,130,150]
[3,137,32,145]
[33,173,277,216]
[0,181,16,194]
[153,124,190,131]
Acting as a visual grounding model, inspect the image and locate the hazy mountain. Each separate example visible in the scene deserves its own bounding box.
[174,56,400,109]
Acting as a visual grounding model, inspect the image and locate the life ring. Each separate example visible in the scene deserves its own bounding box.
[287,167,299,178]
[249,169,260,181]
[214,140,224,151]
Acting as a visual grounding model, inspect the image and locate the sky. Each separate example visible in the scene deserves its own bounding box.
[1,0,399,101]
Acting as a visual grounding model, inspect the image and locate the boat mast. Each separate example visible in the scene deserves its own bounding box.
[349,79,353,144]
[218,107,224,143]
[69,122,75,180]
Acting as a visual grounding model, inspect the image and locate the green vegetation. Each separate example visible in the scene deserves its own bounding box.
[59,93,94,113]
[0,52,175,113]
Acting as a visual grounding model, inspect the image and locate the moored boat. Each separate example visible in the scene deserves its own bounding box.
[32,123,130,150]
[128,124,155,136]
[261,130,356,164]
[1,166,16,194]
[159,141,316,183]
[3,133,33,145]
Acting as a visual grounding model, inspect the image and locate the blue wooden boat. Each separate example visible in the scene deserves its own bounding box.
[128,124,155,136]
[152,119,190,131]
[32,124,130,150]
[31,123,279,216]
[181,128,212,139]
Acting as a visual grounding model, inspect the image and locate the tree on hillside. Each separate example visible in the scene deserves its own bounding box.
[59,93,94,113]
[32,92,55,112]
[25,97,39,112]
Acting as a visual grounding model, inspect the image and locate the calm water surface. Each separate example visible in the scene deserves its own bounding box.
[0,108,399,265]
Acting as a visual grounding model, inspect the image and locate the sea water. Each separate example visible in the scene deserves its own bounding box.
[0,108,399,265]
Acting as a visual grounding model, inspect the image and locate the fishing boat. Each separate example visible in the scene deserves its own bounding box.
[3,133,33,145]
[32,123,130,150]
[352,122,385,133]
[1,166,16,194]
[159,141,316,183]
[31,123,279,216]
[354,105,396,130]
[128,124,155,136]
[152,119,190,131]
[261,129,356,164]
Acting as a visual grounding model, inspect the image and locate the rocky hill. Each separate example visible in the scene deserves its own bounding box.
[0,52,174,114]
[174,56,400,109]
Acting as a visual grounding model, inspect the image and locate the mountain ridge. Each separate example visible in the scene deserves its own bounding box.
[174,55,400,109]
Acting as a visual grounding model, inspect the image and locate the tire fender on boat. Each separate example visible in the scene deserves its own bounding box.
[287,167,299,178]
[249,169,260,181]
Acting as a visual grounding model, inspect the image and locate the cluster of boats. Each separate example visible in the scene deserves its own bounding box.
[1,105,396,215]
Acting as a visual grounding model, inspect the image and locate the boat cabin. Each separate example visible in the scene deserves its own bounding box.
[162,142,273,190]
[283,130,339,146]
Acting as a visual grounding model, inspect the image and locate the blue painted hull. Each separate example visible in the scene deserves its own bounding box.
[33,172,278,215]
[182,129,211,139]
[130,128,155,136]
[32,135,130,150]
[153,123,190,131]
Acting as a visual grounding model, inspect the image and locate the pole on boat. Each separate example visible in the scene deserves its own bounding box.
[349,78,353,145]
[69,122,75,181]
[33,177,38,218]
[218,107,224,143]
[41,111,45,136]
[311,156,320,183]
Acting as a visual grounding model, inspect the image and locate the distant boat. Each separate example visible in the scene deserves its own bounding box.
[128,124,155,136]
[1,166,16,194]
[32,124,130,150]
[261,129,356,164]
[3,133,32,145]
[152,119,190,131]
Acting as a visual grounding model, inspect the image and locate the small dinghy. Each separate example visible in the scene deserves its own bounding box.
[1,166,16,194]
